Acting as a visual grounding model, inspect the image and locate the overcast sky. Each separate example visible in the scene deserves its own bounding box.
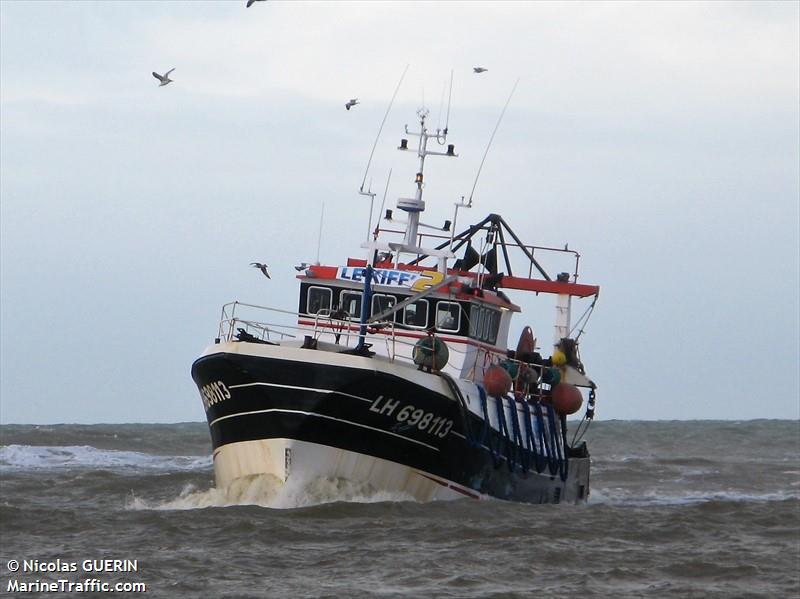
[1,1,798,424]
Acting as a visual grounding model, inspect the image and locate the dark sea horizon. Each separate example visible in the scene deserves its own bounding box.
[1,419,798,598]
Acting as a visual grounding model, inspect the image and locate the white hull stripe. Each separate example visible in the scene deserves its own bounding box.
[209,408,441,452]
[223,383,537,460]
[209,417,507,462]
[225,383,519,458]
[229,381,372,404]
[416,471,482,499]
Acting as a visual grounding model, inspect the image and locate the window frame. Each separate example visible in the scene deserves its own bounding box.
[371,293,397,322]
[339,290,363,319]
[306,286,333,315]
[469,304,481,338]
[484,308,500,345]
[402,299,430,329]
[468,304,501,344]
[435,301,462,333]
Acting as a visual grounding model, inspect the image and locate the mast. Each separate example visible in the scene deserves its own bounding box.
[393,108,457,272]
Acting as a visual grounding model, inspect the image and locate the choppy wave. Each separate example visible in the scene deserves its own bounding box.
[0,444,211,472]
[589,487,799,507]
[3,422,799,599]
[127,474,418,511]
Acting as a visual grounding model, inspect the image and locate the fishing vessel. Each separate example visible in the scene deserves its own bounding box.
[191,107,600,504]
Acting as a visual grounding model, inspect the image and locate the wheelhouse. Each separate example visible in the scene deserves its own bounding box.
[298,277,514,342]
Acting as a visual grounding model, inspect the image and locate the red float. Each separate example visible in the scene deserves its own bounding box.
[552,383,583,415]
[484,364,512,397]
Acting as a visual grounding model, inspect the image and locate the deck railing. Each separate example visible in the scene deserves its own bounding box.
[218,301,299,343]
[373,226,583,283]
[216,300,552,401]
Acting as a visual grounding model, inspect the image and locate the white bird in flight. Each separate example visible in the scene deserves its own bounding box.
[152,68,175,87]
[473,67,488,74]
[345,98,359,111]
[246,0,266,6]
[294,263,312,272]
[251,262,271,279]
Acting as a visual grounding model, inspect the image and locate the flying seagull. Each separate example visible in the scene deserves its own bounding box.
[152,68,175,87]
[246,0,266,6]
[250,262,271,279]
[294,262,312,272]
[345,98,359,111]
[473,67,488,74]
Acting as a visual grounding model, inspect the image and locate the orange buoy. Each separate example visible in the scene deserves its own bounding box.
[552,383,583,415]
[484,364,512,397]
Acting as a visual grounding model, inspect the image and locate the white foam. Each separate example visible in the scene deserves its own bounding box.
[0,444,211,472]
[127,474,419,511]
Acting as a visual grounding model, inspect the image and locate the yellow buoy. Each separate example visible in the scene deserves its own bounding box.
[551,350,567,366]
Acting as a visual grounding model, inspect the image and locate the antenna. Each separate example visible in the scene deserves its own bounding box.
[444,69,453,134]
[359,64,409,193]
[364,178,375,242]
[449,195,471,252]
[467,77,520,206]
[436,79,446,132]
[315,202,325,265]
[374,169,392,240]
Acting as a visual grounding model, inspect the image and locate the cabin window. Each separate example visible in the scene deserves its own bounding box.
[371,294,396,321]
[435,302,461,333]
[486,309,499,344]
[340,291,362,319]
[307,286,332,315]
[469,305,482,338]
[403,299,429,329]
[468,304,500,344]
[479,309,489,339]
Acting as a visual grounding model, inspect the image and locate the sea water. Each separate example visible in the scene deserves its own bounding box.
[1,421,798,598]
